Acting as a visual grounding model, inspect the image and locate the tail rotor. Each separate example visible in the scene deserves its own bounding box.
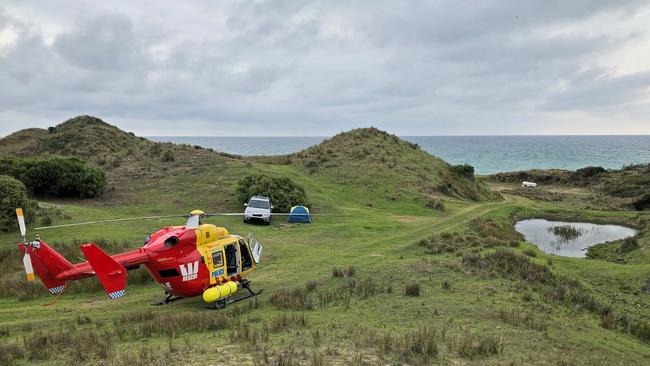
[16,208,36,282]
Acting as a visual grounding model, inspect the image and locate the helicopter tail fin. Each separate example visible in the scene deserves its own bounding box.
[80,243,127,300]
[19,241,71,295]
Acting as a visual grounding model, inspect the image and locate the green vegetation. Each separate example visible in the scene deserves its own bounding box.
[0,156,106,198]
[548,225,584,240]
[0,175,35,232]
[618,237,640,253]
[489,164,650,210]
[235,174,307,212]
[450,164,475,179]
[290,127,497,203]
[0,117,649,365]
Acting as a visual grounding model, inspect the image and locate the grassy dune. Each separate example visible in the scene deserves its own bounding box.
[0,118,649,365]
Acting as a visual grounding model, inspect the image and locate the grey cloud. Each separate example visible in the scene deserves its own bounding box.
[54,14,148,71]
[542,68,650,111]
[0,1,649,136]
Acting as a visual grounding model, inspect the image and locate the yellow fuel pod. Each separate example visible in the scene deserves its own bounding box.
[202,281,238,303]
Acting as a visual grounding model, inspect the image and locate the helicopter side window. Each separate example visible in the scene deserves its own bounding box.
[212,251,223,267]
[239,240,253,272]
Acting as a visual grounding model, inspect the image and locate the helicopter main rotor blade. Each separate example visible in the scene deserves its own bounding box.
[34,214,187,231]
[268,213,329,216]
[206,213,246,216]
[205,212,328,216]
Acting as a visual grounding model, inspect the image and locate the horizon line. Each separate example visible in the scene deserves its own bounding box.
[145,134,650,138]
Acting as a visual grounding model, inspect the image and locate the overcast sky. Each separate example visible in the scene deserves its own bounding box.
[1,1,649,136]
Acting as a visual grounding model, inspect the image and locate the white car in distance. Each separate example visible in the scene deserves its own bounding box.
[243,196,273,225]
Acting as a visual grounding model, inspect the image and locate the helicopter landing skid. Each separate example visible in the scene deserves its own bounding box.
[207,280,263,310]
[152,293,183,306]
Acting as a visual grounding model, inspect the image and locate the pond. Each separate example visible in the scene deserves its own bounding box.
[514,219,638,258]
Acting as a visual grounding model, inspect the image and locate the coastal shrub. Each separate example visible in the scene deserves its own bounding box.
[523,248,537,257]
[617,237,639,254]
[235,174,307,212]
[570,166,606,185]
[161,149,175,162]
[425,197,445,210]
[632,194,650,211]
[0,157,106,198]
[0,175,36,232]
[451,164,475,179]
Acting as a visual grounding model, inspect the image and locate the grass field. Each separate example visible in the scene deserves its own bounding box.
[1,122,649,365]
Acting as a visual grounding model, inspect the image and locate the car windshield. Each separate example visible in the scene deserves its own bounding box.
[248,200,270,209]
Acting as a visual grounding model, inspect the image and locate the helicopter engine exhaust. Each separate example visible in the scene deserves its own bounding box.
[202,281,238,303]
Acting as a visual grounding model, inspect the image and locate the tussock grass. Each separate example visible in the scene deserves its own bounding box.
[269,287,313,311]
[269,277,388,310]
[404,282,421,296]
[441,280,452,291]
[453,330,503,360]
[266,313,307,332]
[496,308,548,331]
[463,248,650,343]
[331,266,355,278]
[346,324,506,363]
[112,299,260,340]
[418,218,522,255]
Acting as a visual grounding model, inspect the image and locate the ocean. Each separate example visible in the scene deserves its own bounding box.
[148,135,650,175]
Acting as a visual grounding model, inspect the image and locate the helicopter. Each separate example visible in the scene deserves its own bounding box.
[16,208,266,309]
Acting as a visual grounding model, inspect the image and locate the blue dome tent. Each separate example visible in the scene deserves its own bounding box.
[287,205,312,223]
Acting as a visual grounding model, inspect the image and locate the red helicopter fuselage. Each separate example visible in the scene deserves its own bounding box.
[19,223,261,303]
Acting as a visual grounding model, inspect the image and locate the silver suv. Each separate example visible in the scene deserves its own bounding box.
[243,196,272,225]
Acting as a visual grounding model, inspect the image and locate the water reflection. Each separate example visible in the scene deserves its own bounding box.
[514,219,637,257]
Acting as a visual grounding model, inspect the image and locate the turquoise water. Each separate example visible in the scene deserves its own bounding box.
[148,135,650,175]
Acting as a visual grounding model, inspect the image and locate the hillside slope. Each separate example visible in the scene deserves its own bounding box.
[290,128,497,201]
[0,116,244,204]
[489,165,650,210]
[0,116,231,169]
[2,120,497,205]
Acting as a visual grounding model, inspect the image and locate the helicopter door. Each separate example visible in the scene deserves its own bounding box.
[247,233,263,264]
[224,243,240,277]
[239,240,253,272]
